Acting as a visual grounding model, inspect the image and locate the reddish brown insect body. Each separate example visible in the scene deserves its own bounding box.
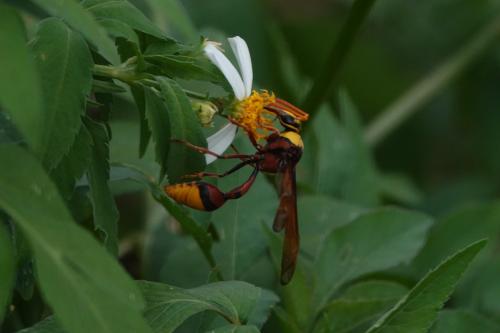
[165,112,306,285]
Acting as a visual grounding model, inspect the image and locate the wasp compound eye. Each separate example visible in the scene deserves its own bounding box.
[279,114,301,132]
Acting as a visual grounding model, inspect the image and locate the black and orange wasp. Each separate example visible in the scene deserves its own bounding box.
[165,98,308,284]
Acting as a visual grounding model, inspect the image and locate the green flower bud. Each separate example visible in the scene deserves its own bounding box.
[191,100,218,127]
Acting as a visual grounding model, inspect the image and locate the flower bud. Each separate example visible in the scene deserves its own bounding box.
[191,100,218,127]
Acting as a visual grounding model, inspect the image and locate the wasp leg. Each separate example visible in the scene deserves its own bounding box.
[224,166,259,200]
[172,139,252,159]
[182,158,259,180]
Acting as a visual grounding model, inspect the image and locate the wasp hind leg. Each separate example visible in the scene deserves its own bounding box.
[182,158,260,180]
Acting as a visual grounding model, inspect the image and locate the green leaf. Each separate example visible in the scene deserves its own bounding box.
[0,221,15,323]
[301,104,379,206]
[12,225,36,301]
[130,86,152,158]
[85,118,119,255]
[412,202,500,314]
[96,18,140,45]
[144,41,225,84]
[108,165,217,276]
[144,0,198,41]
[0,144,151,333]
[143,87,171,179]
[412,201,500,276]
[82,0,167,40]
[0,112,23,144]
[431,309,500,333]
[298,195,366,257]
[211,136,277,280]
[313,207,433,312]
[109,120,157,176]
[157,77,206,183]
[209,325,260,333]
[144,53,224,83]
[377,173,423,205]
[30,0,120,64]
[16,317,64,333]
[366,240,487,333]
[314,281,408,333]
[30,18,93,169]
[50,125,92,199]
[0,4,43,153]
[139,280,277,333]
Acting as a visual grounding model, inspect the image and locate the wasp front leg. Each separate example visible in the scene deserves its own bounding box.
[182,157,260,180]
[172,139,252,160]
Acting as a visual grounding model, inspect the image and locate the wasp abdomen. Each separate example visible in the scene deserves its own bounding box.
[165,182,226,211]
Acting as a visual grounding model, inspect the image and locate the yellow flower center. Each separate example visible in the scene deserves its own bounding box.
[230,90,277,141]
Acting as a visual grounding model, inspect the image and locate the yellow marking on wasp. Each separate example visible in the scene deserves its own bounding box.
[165,183,205,210]
[280,131,304,149]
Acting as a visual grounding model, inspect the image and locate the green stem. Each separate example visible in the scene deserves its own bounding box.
[364,16,500,147]
[92,64,136,83]
[301,0,377,116]
[92,65,209,100]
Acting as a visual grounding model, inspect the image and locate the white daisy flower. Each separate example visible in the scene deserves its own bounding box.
[203,36,309,164]
[203,36,253,164]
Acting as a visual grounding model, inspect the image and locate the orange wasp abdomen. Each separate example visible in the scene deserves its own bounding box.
[165,182,225,211]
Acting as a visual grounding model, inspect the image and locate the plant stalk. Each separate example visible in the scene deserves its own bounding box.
[364,15,500,147]
[301,0,377,117]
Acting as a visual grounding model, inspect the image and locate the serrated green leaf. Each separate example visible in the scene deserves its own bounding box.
[144,41,225,84]
[313,208,433,312]
[107,165,217,275]
[0,4,43,153]
[139,280,277,333]
[82,0,166,40]
[431,309,500,333]
[85,118,119,255]
[30,0,120,64]
[143,86,170,178]
[144,54,224,83]
[0,144,151,333]
[157,77,206,183]
[0,221,15,323]
[50,124,92,199]
[314,281,408,333]
[366,240,487,333]
[412,202,500,315]
[211,136,277,280]
[302,102,379,205]
[30,18,93,169]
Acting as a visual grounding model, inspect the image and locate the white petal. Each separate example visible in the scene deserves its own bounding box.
[204,43,246,100]
[228,36,253,98]
[205,123,238,164]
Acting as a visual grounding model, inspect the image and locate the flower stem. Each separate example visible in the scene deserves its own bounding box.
[92,64,209,100]
[92,64,136,84]
[301,0,377,116]
[364,15,500,147]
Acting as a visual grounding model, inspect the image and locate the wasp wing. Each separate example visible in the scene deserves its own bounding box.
[274,165,299,285]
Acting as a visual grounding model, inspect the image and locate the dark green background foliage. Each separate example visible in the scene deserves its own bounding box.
[1,0,500,332]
